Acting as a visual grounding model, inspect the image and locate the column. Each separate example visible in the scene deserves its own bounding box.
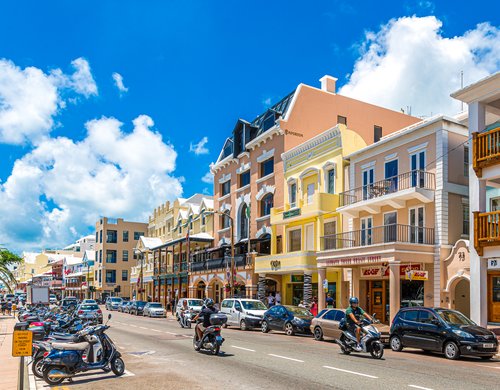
[258,273,266,301]
[351,267,360,299]
[318,268,326,311]
[271,225,277,255]
[389,261,401,323]
[303,271,313,305]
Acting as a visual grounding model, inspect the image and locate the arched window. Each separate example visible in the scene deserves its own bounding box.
[240,204,249,239]
[261,194,274,217]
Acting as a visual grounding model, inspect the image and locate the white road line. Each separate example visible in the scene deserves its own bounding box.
[152,329,161,332]
[475,364,500,370]
[323,366,378,379]
[268,354,304,362]
[408,386,434,390]
[164,331,177,335]
[231,345,255,352]
[139,326,148,329]
[130,324,138,328]
[122,369,136,377]
[182,334,193,338]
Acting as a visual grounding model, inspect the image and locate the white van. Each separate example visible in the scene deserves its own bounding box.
[220,298,267,330]
[175,298,204,318]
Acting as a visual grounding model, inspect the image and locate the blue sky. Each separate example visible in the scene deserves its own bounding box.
[0,1,498,252]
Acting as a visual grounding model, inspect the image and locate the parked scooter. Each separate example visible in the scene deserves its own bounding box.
[193,313,227,355]
[178,309,193,328]
[335,315,384,359]
[41,314,124,385]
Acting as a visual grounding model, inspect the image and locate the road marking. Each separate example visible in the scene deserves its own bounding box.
[268,354,304,362]
[139,326,148,329]
[408,386,434,390]
[164,331,177,335]
[323,366,378,379]
[130,324,138,328]
[475,364,500,370]
[231,345,255,352]
[152,329,161,332]
[122,369,136,377]
[182,334,193,338]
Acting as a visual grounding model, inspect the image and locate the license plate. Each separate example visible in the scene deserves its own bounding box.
[482,343,495,348]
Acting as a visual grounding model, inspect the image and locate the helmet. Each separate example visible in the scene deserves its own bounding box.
[204,298,214,307]
[349,297,359,305]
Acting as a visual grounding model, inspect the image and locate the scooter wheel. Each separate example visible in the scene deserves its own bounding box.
[43,365,65,385]
[111,357,125,376]
[370,342,384,359]
[32,356,44,378]
[341,346,351,355]
[211,343,220,356]
[193,336,201,351]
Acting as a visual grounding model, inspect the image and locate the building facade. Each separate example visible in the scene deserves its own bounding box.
[452,71,500,325]
[94,217,147,299]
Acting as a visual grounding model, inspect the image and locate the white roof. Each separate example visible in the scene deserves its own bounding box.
[46,253,68,264]
[202,198,214,209]
[178,209,188,220]
[190,232,214,240]
[64,256,83,266]
[139,236,163,250]
[83,250,95,261]
[189,205,201,215]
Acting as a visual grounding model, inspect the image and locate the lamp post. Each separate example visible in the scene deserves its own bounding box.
[134,248,146,301]
[204,210,235,298]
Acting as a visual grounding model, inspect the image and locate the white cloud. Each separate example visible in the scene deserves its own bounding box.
[339,16,500,117]
[190,136,209,155]
[201,171,213,184]
[0,115,183,251]
[262,97,272,107]
[0,57,98,145]
[112,72,128,94]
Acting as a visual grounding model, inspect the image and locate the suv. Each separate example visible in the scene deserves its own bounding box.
[390,307,498,360]
[220,298,267,330]
[105,297,123,311]
[175,298,204,319]
[129,300,147,315]
[61,297,78,308]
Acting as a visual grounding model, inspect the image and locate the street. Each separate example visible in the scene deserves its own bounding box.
[31,309,500,390]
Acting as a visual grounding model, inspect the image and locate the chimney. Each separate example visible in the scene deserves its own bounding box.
[319,75,337,93]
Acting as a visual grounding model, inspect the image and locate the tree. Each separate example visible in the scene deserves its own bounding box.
[0,247,22,292]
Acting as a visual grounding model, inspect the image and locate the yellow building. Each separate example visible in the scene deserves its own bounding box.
[255,125,367,309]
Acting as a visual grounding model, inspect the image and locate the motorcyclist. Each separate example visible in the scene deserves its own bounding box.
[346,297,373,351]
[192,298,218,341]
[180,300,190,325]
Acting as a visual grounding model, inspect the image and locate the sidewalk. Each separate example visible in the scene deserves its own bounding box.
[0,315,21,390]
[486,324,500,358]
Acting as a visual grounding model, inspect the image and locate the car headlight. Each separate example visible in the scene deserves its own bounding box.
[452,329,474,339]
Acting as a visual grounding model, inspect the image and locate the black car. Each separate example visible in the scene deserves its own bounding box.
[261,305,313,336]
[390,307,498,360]
[129,301,147,315]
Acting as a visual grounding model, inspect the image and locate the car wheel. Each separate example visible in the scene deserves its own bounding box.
[390,335,403,352]
[444,341,460,360]
[261,320,270,333]
[240,319,247,331]
[284,322,295,336]
[313,326,323,341]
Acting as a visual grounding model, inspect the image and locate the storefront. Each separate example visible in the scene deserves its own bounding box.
[442,240,471,317]
[488,259,500,323]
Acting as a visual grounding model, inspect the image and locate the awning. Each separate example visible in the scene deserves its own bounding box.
[153,233,214,249]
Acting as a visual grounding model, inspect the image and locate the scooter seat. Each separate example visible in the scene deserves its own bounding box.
[50,333,77,341]
[52,342,89,351]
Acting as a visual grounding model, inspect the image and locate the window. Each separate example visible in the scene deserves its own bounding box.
[99,250,102,263]
[327,169,335,194]
[410,150,426,187]
[385,159,398,192]
[323,221,337,250]
[221,210,231,229]
[234,300,242,311]
[98,269,102,283]
[492,197,500,212]
[95,232,98,243]
[240,204,249,239]
[418,310,436,324]
[260,157,274,177]
[334,311,345,321]
[105,270,116,284]
[122,270,128,281]
[374,125,382,143]
[261,194,274,217]
[122,250,129,262]
[123,230,129,242]
[323,310,337,320]
[289,229,301,252]
[384,212,397,242]
[362,168,374,200]
[463,203,469,235]
[402,310,419,322]
[289,182,297,207]
[221,300,233,309]
[239,171,250,188]
[337,115,347,126]
[106,230,117,243]
[221,180,231,196]
[99,230,102,243]
[134,231,144,241]
[409,207,424,243]
[464,146,469,177]
[179,225,182,234]
[307,183,315,204]
[190,221,193,230]
[106,250,117,263]
[133,252,138,260]
[361,217,373,246]
[201,211,206,226]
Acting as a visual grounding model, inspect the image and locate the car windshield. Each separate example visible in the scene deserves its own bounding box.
[241,301,267,310]
[436,309,475,325]
[136,301,146,307]
[149,303,162,308]
[111,298,122,302]
[188,300,203,306]
[285,306,312,316]
[80,304,99,310]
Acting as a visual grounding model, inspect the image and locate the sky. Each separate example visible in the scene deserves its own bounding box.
[0,0,498,253]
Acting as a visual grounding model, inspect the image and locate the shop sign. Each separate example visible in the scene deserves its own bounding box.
[361,267,383,278]
[323,255,382,267]
[488,259,500,270]
[405,270,428,281]
[291,275,304,283]
[361,264,421,278]
[270,260,281,271]
[284,208,301,219]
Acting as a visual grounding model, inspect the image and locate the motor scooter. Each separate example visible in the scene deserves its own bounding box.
[193,314,227,355]
[335,315,384,359]
[178,309,193,328]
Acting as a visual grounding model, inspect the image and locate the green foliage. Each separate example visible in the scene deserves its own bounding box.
[0,247,22,292]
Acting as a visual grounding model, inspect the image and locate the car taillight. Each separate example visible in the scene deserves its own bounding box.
[214,327,221,331]
[43,352,49,357]
[97,309,102,314]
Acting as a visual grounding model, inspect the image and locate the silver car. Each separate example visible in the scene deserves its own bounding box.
[77,303,103,324]
[143,302,166,318]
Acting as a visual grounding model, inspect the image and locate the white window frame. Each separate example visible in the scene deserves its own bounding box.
[408,205,425,243]
[287,226,302,253]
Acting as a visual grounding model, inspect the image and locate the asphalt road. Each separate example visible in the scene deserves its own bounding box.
[32,308,500,390]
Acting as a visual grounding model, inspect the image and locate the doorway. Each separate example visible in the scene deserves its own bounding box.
[488,273,500,323]
[454,279,470,317]
[196,281,206,299]
[367,280,388,323]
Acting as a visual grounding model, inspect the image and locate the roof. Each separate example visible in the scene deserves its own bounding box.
[83,250,95,261]
[451,71,500,103]
[153,232,214,249]
[64,256,83,266]
[201,198,214,209]
[139,236,163,250]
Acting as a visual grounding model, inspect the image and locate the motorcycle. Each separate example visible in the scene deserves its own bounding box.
[178,309,194,328]
[41,314,124,385]
[193,313,227,355]
[335,315,384,359]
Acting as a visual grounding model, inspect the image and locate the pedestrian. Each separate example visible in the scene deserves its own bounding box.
[1,299,6,315]
[170,297,175,316]
[326,293,334,308]
[6,301,12,316]
[267,293,275,307]
[275,291,281,305]
[310,297,318,316]
[298,300,306,308]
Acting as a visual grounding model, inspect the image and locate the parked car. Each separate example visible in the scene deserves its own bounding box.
[261,305,313,336]
[61,297,78,309]
[81,299,97,305]
[143,302,166,318]
[118,301,130,313]
[123,301,134,314]
[49,294,57,304]
[221,298,268,330]
[175,298,204,318]
[105,297,123,311]
[129,300,147,315]
[310,308,390,344]
[390,307,499,360]
[76,303,103,324]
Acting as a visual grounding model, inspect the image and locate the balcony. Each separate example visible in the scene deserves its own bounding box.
[474,210,500,255]
[472,125,500,177]
[190,255,248,273]
[321,224,435,250]
[271,192,339,225]
[338,170,435,217]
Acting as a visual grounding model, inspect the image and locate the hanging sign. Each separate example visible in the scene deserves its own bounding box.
[361,267,383,278]
[405,270,428,281]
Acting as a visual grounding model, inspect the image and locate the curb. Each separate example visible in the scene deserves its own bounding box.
[27,359,38,390]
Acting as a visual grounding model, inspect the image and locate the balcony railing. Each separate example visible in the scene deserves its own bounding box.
[472,126,500,177]
[321,224,435,250]
[339,170,435,207]
[474,210,500,255]
[190,255,248,272]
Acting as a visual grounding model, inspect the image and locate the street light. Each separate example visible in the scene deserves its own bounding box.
[203,210,235,298]
[134,247,146,301]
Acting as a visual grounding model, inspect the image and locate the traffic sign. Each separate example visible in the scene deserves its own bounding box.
[12,330,32,357]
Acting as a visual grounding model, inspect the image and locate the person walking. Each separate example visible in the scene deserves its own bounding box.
[0,299,6,315]
[326,293,334,308]
[267,293,275,307]
[275,291,281,305]
[310,296,318,316]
